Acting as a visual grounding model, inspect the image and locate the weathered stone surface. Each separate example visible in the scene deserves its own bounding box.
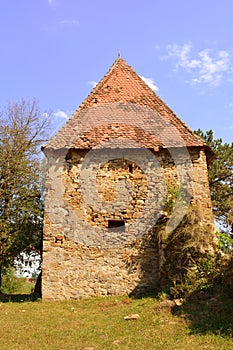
[42,147,214,300]
[41,58,216,300]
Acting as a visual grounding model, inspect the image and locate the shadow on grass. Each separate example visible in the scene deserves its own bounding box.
[172,289,233,337]
[0,293,41,303]
[171,254,233,337]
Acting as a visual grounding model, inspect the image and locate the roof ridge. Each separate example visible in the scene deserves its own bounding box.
[75,58,200,142]
[43,57,214,161]
[76,57,126,112]
[123,61,200,140]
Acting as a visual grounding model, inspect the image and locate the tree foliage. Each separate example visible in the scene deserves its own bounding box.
[195,129,233,233]
[0,99,49,283]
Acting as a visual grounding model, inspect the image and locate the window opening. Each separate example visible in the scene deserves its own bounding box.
[129,164,133,173]
[108,219,125,231]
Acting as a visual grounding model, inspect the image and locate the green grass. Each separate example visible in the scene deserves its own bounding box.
[0,294,232,350]
[0,269,36,295]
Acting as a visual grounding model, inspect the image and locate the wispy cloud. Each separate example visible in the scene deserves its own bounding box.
[88,81,98,89]
[48,0,58,7]
[88,77,158,92]
[44,18,79,33]
[59,19,79,27]
[163,43,233,86]
[229,102,233,113]
[140,76,159,92]
[53,110,69,120]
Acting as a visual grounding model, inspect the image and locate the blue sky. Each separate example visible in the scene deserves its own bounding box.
[1,0,233,143]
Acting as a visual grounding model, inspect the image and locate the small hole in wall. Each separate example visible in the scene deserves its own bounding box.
[129,164,133,173]
[108,219,125,232]
[55,236,63,244]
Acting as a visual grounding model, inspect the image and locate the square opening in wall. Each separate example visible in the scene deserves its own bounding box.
[108,219,125,232]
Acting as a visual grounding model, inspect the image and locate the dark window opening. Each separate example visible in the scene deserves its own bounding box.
[108,219,125,231]
[129,164,133,173]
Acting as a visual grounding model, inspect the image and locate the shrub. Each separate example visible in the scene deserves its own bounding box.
[158,207,220,298]
[217,232,233,252]
[0,267,26,294]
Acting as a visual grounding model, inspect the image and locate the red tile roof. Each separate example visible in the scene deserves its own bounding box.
[43,58,214,160]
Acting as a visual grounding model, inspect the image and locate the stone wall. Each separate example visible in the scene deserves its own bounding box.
[42,146,214,300]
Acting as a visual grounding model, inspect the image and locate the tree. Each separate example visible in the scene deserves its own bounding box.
[0,99,49,286]
[195,129,233,234]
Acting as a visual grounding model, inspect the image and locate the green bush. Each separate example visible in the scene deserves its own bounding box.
[0,267,26,294]
[169,253,220,298]
[217,232,233,252]
[158,207,220,299]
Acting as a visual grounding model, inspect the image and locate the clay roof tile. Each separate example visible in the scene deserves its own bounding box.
[43,57,214,161]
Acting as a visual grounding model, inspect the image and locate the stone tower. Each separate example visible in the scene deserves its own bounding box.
[42,58,215,300]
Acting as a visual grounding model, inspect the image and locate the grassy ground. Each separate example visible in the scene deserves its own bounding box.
[0,291,232,350]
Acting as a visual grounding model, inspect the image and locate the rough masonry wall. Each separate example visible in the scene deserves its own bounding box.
[42,147,214,300]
